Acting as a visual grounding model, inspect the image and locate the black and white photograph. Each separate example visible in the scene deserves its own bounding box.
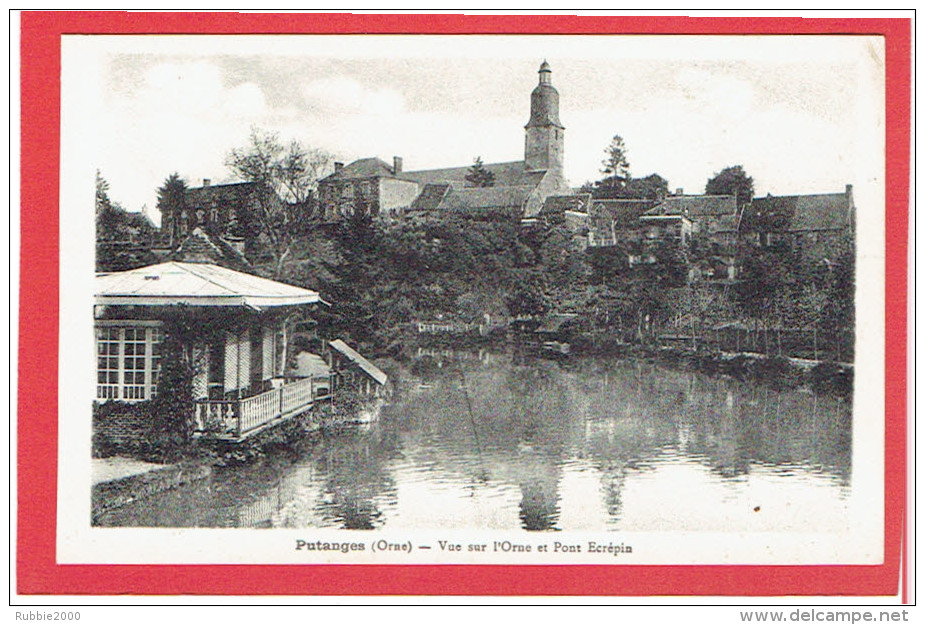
[59,33,885,566]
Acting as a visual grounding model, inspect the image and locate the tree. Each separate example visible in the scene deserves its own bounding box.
[95,171,157,271]
[95,170,112,216]
[706,165,753,208]
[465,156,495,187]
[225,128,334,278]
[156,173,188,245]
[600,134,630,191]
[623,173,669,200]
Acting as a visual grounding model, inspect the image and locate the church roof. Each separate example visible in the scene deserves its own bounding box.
[400,160,546,188]
[320,157,547,192]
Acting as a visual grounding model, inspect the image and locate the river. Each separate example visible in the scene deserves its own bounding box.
[95,348,852,532]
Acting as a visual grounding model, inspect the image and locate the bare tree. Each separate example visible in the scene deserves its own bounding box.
[225,128,334,278]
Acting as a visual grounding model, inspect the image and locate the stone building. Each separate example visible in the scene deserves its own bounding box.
[159,179,288,251]
[317,61,572,221]
[743,185,856,261]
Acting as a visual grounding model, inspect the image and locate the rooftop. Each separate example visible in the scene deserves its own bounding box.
[749,191,854,232]
[438,185,534,214]
[321,157,396,182]
[401,160,547,187]
[408,183,452,212]
[645,194,737,217]
[589,198,658,227]
[328,339,388,385]
[95,262,321,309]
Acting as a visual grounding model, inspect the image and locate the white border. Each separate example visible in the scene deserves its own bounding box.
[56,34,885,567]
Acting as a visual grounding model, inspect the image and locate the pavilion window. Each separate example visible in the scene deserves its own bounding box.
[95,325,163,402]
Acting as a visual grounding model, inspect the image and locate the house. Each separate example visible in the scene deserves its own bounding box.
[638,212,695,246]
[638,194,738,247]
[160,179,290,252]
[324,339,389,398]
[94,261,329,442]
[744,185,856,261]
[317,157,421,219]
[318,61,572,221]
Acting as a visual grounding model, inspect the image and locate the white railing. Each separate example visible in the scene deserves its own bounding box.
[239,387,280,434]
[194,375,329,439]
[194,401,237,434]
[281,376,314,416]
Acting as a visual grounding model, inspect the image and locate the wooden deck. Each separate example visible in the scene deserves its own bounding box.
[193,374,331,442]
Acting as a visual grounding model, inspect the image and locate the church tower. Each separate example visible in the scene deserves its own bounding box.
[524,60,565,173]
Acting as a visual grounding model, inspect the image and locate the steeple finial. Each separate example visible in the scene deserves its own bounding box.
[539,59,551,84]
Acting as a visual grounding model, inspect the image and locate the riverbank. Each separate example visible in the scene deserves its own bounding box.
[401,330,853,396]
[568,335,853,396]
[91,458,212,523]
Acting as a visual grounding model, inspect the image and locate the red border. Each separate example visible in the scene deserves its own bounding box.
[17,12,910,597]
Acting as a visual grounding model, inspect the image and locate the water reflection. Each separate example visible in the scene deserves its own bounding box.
[96,349,851,532]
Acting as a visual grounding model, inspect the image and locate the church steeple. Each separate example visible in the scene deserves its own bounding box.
[538,59,552,84]
[525,60,565,172]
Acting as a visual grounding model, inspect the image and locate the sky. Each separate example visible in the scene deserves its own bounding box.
[65,34,884,222]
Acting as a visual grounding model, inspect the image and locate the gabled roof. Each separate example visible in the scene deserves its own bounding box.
[408,183,451,212]
[646,194,737,217]
[171,227,251,271]
[589,199,657,227]
[95,262,321,309]
[328,339,388,385]
[749,192,853,232]
[400,160,546,188]
[438,185,534,214]
[321,157,396,182]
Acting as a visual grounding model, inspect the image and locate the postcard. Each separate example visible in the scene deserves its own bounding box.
[15,12,910,599]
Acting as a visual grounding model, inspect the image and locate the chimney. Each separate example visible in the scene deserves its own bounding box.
[202,178,211,187]
[675,187,684,195]
[334,162,344,174]
[393,156,403,174]
[846,183,854,201]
